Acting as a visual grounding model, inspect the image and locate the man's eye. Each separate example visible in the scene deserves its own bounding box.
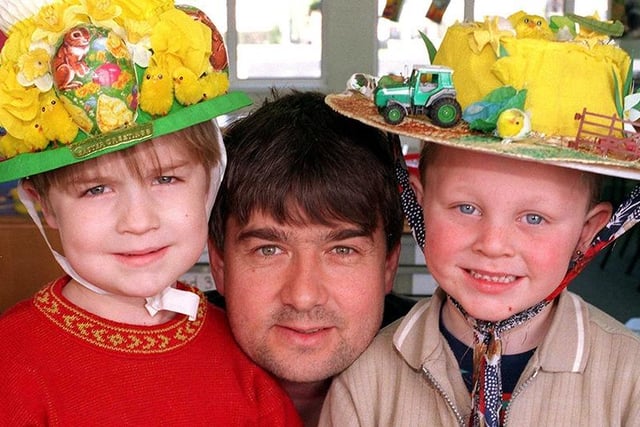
[524,213,544,225]
[333,246,354,255]
[259,246,279,256]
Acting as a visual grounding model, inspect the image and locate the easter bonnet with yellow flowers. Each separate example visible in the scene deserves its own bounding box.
[0,0,251,182]
[326,11,640,427]
[0,0,251,320]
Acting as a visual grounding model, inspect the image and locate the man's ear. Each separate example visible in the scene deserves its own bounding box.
[408,171,424,207]
[207,239,225,295]
[576,201,613,252]
[384,242,401,294]
[20,180,59,229]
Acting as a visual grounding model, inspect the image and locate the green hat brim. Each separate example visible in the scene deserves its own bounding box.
[326,91,640,181]
[0,91,252,183]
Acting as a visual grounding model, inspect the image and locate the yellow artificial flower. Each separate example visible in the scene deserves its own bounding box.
[151,8,212,77]
[469,17,514,56]
[123,19,153,43]
[17,48,53,91]
[122,19,153,66]
[85,0,122,22]
[64,0,123,36]
[34,2,70,33]
[31,0,87,45]
[117,0,173,22]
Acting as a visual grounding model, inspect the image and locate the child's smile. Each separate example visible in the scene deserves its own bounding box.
[41,136,211,312]
[414,146,610,322]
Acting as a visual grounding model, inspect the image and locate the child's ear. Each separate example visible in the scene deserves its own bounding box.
[408,171,425,207]
[207,239,225,295]
[576,201,613,252]
[20,180,59,229]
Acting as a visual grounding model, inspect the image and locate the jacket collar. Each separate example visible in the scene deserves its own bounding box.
[393,288,590,374]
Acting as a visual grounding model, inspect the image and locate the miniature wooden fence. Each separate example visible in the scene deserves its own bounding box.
[573,108,640,160]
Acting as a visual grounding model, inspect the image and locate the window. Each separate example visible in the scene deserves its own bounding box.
[180,1,610,96]
[377,0,610,77]
[181,0,324,94]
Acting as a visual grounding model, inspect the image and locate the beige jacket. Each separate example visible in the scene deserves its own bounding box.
[319,289,640,426]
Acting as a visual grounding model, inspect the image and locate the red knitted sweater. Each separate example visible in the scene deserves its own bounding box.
[0,276,302,426]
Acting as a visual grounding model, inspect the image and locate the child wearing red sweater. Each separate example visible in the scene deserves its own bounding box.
[0,1,301,425]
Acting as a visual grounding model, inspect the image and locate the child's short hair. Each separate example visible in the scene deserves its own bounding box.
[418,141,604,206]
[28,120,221,197]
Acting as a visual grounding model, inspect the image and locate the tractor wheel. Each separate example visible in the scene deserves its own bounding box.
[428,98,461,128]
[383,104,406,125]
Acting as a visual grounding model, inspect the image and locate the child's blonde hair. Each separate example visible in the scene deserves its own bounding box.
[27,120,221,198]
[418,142,603,207]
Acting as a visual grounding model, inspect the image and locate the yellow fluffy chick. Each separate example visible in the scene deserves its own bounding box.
[20,119,49,151]
[496,108,531,141]
[0,128,26,158]
[0,118,48,157]
[508,11,553,40]
[200,70,229,101]
[173,66,204,106]
[39,92,78,144]
[139,66,174,116]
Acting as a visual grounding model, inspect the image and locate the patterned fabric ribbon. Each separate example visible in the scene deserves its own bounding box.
[388,135,640,427]
[450,296,548,426]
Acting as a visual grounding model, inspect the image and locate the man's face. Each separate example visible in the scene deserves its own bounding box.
[211,210,399,383]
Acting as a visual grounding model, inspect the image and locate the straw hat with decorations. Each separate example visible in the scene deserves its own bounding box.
[327,11,640,427]
[327,11,640,250]
[0,0,251,183]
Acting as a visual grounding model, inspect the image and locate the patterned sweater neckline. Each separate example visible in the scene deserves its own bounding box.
[33,276,207,354]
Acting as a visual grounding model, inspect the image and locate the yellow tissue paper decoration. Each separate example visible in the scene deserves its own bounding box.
[494,38,629,137]
[434,21,630,137]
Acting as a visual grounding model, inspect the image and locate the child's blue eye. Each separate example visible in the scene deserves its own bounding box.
[525,213,544,225]
[458,204,477,215]
[86,185,105,196]
[156,176,175,184]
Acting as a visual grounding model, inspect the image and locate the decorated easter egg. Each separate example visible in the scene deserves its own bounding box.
[177,5,229,72]
[51,25,138,135]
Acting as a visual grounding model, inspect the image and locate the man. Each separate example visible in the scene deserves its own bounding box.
[207,91,414,426]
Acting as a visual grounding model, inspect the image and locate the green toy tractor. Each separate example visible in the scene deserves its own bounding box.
[375,65,461,128]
